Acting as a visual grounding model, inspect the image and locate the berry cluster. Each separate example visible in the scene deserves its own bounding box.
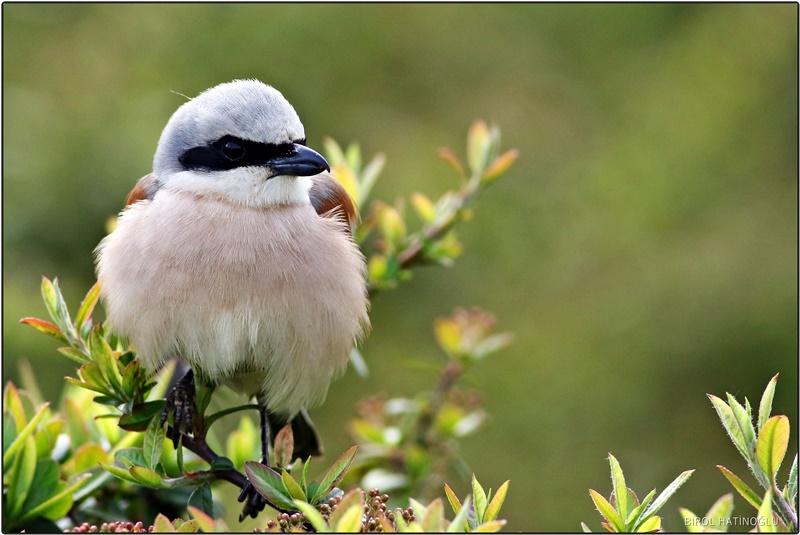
[65,521,150,533]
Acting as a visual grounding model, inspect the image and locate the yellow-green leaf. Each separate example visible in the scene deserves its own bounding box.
[153,513,177,532]
[635,515,661,532]
[129,465,164,488]
[757,415,790,482]
[608,454,628,520]
[8,435,37,517]
[704,493,734,529]
[757,490,777,533]
[717,465,762,510]
[471,474,488,523]
[444,483,462,514]
[484,480,509,522]
[437,147,466,177]
[474,519,507,532]
[332,164,361,207]
[467,120,491,174]
[410,192,436,224]
[281,469,306,501]
[75,280,102,332]
[758,374,779,431]
[3,402,50,469]
[481,149,518,183]
[293,500,329,532]
[335,503,366,532]
[679,508,702,533]
[434,317,462,357]
[176,519,199,532]
[421,498,444,532]
[589,489,624,532]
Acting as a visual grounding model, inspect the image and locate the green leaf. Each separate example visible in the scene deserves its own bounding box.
[717,465,762,509]
[335,502,365,532]
[759,374,780,431]
[757,415,790,482]
[19,318,68,344]
[471,473,489,523]
[608,454,628,520]
[484,480,509,522]
[281,469,306,501]
[727,393,757,460]
[75,280,102,332]
[143,413,166,470]
[300,456,310,494]
[66,443,109,476]
[625,489,655,529]
[444,483,462,515]
[4,382,30,434]
[786,454,797,503]
[100,462,139,484]
[3,402,50,469]
[58,347,91,364]
[421,498,444,532]
[447,496,472,533]
[209,457,233,471]
[43,277,78,343]
[474,520,507,532]
[119,400,165,432]
[757,490,777,533]
[188,483,214,516]
[467,120,491,174]
[293,499,329,532]
[244,461,296,510]
[7,435,37,517]
[589,489,624,532]
[176,519,199,533]
[153,513,177,532]
[329,489,363,531]
[704,493,734,531]
[358,153,385,203]
[129,465,164,488]
[639,470,694,521]
[708,394,751,464]
[19,471,90,523]
[89,329,123,394]
[481,149,519,183]
[635,515,661,532]
[188,506,217,533]
[311,445,358,503]
[116,448,147,468]
[679,508,702,533]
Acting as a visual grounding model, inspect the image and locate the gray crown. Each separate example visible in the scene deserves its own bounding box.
[153,79,306,176]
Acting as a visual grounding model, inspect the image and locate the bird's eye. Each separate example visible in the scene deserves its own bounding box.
[222,140,246,160]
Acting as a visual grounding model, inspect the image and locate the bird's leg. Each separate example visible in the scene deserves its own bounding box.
[238,401,270,521]
[161,369,195,445]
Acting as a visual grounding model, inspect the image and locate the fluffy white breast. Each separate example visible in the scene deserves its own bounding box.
[95,189,370,415]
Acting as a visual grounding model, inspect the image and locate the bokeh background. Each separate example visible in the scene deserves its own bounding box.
[3,3,797,532]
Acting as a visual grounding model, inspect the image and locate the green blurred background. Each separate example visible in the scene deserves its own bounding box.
[3,3,797,531]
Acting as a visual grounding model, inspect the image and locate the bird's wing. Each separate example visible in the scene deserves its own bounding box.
[309,173,358,233]
[124,173,159,207]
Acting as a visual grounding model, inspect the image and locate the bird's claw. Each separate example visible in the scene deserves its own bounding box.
[161,370,195,445]
[238,477,268,521]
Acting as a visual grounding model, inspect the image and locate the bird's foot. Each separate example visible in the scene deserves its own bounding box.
[238,474,268,521]
[161,369,195,445]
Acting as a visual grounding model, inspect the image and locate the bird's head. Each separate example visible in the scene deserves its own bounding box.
[152,79,330,207]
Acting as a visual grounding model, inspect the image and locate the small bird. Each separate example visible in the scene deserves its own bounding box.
[95,80,370,518]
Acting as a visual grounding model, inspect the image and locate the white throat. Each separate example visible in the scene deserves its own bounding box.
[162,168,313,207]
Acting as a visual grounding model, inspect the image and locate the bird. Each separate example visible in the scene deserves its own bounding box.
[94,79,370,519]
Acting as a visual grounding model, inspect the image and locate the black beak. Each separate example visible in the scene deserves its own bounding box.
[268,144,330,177]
